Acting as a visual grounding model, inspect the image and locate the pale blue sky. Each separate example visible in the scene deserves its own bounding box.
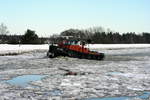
[0,0,150,36]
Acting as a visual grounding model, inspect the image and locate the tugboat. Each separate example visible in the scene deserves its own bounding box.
[47,40,104,60]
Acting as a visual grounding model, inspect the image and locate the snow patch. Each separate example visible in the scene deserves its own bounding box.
[0,44,49,55]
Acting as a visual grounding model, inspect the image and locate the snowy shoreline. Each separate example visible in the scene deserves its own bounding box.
[87,44,150,49]
[0,44,49,55]
[0,44,150,55]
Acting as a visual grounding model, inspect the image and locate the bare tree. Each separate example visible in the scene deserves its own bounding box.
[87,26,105,34]
[0,23,9,35]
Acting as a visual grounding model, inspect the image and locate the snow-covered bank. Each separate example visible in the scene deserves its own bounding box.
[0,44,150,55]
[0,44,49,55]
[87,44,150,49]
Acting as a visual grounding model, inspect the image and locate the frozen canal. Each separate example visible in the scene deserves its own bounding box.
[0,47,150,100]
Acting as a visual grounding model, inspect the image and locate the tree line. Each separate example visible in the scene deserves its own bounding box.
[55,27,150,44]
[1,23,150,44]
[0,29,48,44]
[0,23,48,44]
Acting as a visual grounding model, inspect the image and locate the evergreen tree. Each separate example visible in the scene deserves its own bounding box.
[21,29,39,44]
